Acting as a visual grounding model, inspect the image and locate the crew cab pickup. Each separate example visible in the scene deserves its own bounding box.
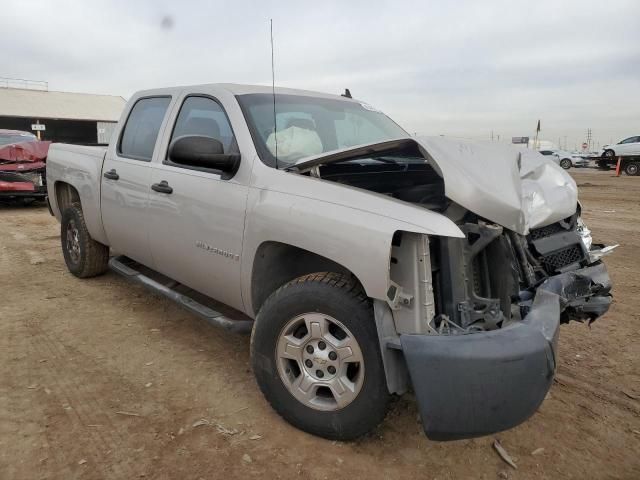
[47,84,614,441]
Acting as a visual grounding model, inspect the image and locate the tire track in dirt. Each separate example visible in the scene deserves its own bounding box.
[555,368,640,415]
[23,319,139,479]
[0,226,74,478]
[0,217,137,478]
[25,320,73,479]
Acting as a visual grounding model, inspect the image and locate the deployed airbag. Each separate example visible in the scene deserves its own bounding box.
[267,126,323,160]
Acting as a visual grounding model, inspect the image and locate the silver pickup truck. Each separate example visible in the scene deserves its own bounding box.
[46,83,614,441]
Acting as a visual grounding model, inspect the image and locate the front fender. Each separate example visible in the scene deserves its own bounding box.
[241,169,463,313]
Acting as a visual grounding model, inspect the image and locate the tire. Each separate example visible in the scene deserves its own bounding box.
[61,202,109,278]
[560,158,572,169]
[597,160,610,170]
[625,162,640,176]
[603,149,616,159]
[251,272,389,440]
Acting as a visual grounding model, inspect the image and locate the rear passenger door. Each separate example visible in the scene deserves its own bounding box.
[146,95,249,311]
[101,96,172,267]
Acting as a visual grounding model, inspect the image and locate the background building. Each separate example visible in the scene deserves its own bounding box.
[0,78,125,144]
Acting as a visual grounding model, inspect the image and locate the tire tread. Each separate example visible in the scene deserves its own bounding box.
[62,202,109,278]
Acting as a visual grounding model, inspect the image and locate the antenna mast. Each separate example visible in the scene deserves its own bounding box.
[270,19,278,169]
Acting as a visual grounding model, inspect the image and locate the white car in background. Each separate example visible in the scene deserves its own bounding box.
[539,149,588,169]
[553,150,590,169]
[602,136,640,160]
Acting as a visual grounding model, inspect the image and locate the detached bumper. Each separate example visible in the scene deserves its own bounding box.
[401,262,611,441]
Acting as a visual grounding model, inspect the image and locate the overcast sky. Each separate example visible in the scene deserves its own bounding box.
[2,0,639,150]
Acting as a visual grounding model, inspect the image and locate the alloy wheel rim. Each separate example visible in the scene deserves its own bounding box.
[275,313,365,411]
[66,220,81,264]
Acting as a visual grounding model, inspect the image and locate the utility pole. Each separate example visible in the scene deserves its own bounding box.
[586,128,592,152]
[563,136,567,150]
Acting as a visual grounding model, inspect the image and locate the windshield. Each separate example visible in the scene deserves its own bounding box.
[0,133,38,146]
[236,93,408,167]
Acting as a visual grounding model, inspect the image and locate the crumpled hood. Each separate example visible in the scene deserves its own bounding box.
[0,141,51,164]
[293,136,578,235]
[414,136,577,234]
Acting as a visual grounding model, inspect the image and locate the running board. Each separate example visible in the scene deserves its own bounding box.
[108,256,253,334]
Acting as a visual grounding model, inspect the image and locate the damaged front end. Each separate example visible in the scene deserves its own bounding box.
[292,136,614,440]
[400,213,612,440]
[0,140,50,201]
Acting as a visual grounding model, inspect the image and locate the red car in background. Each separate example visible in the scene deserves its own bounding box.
[0,129,51,203]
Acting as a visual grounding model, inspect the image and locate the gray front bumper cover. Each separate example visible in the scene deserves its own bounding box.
[401,261,611,441]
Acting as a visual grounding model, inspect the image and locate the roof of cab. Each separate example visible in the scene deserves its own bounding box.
[133,83,358,102]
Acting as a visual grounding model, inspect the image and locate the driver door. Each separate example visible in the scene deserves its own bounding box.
[146,95,248,311]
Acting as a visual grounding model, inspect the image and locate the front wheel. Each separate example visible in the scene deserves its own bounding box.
[251,272,389,440]
[560,158,572,169]
[61,202,109,278]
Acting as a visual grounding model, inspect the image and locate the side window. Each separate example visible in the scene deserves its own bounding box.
[119,97,171,161]
[169,96,236,153]
[620,137,637,144]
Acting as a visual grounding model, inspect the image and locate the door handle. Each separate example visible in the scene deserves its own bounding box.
[151,180,173,194]
[103,169,119,180]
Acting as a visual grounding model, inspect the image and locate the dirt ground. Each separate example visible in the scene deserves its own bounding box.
[1,168,638,480]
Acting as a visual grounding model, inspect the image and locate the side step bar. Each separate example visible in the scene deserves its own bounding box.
[108,256,254,334]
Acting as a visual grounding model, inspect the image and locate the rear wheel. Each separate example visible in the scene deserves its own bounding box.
[61,202,109,278]
[251,272,389,440]
[560,158,572,169]
[625,162,640,176]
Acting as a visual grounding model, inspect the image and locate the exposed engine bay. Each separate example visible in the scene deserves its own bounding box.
[299,139,614,334]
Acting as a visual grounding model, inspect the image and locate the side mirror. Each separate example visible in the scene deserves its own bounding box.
[168,135,240,177]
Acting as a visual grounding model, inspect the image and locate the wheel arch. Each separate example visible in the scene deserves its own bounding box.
[249,241,362,316]
[54,181,81,216]
[53,180,109,245]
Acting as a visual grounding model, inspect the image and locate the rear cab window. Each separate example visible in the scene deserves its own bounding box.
[118,97,171,161]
